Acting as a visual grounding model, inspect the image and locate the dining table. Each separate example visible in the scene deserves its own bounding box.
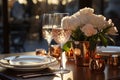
[0,51,120,80]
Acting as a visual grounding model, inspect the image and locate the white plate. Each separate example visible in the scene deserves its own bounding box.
[0,60,58,71]
[97,46,120,55]
[0,55,56,67]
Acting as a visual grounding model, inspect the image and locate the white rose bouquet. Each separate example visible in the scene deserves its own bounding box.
[62,7,118,51]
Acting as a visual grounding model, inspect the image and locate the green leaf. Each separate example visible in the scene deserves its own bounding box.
[89,38,97,50]
[63,41,72,52]
[107,35,115,45]
[99,33,108,47]
[71,26,86,41]
[102,26,112,33]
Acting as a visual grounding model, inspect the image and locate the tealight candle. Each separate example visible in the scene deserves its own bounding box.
[36,49,46,56]
[74,48,81,56]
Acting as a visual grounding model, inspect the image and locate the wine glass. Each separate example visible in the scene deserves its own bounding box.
[52,13,71,71]
[42,13,53,58]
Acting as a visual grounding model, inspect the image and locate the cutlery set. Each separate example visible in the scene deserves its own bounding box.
[17,69,70,79]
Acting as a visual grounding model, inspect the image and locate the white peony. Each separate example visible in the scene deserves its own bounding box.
[61,7,117,36]
[79,7,94,15]
[81,24,97,37]
[108,27,118,35]
[61,16,70,29]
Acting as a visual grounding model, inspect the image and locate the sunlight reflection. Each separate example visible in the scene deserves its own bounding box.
[18,0,27,4]
[53,71,73,80]
[17,0,73,5]
[35,15,40,19]
[48,0,59,5]
[32,0,38,4]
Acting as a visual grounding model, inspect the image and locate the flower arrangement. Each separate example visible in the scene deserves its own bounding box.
[62,7,118,51]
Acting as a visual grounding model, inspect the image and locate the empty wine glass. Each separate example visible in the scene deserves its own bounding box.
[42,13,53,58]
[52,13,71,71]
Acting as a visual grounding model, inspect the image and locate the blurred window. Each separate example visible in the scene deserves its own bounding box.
[1,0,110,53]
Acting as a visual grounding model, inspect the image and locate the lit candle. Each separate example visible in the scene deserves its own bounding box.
[74,48,81,66]
[74,48,81,56]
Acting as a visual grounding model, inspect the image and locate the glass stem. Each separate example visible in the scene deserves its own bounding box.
[60,44,64,70]
[48,43,52,62]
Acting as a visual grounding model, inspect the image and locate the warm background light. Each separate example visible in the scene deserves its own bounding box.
[18,0,27,4]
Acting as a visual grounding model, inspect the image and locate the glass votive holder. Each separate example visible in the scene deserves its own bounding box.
[50,45,61,59]
[73,41,90,67]
[107,55,119,67]
[66,48,74,60]
[89,54,105,72]
[74,48,82,66]
[74,48,90,66]
[36,49,47,56]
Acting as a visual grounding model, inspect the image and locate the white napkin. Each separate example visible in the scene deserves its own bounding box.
[61,52,67,69]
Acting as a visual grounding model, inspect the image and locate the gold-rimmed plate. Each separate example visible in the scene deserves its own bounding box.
[0,55,57,68]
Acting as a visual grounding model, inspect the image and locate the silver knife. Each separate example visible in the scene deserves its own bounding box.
[18,69,70,79]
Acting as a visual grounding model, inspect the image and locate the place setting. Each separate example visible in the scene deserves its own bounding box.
[0,53,71,79]
[0,13,72,79]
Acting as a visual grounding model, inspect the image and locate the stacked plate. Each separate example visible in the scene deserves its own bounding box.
[97,46,120,56]
[0,55,57,71]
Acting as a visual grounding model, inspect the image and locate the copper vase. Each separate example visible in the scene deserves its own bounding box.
[73,41,90,66]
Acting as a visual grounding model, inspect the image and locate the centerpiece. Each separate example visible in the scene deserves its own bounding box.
[61,7,118,71]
